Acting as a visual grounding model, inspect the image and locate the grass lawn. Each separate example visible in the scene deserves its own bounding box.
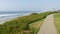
[29,19,44,34]
[54,13,60,34]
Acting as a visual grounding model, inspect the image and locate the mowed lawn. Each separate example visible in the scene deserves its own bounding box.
[54,13,60,34]
[29,19,44,34]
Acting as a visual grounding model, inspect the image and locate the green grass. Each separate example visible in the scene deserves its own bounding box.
[29,19,44,34]
[54,13,60,34]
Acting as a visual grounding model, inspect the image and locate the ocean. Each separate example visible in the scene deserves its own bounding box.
[0,11,41,24]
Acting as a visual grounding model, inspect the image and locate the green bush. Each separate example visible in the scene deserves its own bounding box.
[0,11,55,34]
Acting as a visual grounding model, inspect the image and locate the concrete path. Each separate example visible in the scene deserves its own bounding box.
[38,14,57,34]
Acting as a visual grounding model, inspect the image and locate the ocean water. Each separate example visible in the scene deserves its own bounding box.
[0,11,41,24]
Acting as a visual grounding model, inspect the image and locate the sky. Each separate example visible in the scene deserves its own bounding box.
[0,0,60,11]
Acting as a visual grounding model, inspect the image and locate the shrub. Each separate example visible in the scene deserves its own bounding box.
[0,11,55,34]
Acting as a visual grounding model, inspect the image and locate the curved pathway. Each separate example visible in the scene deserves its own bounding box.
[38,14,57,34]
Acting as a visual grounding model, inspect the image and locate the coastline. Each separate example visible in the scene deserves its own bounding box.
[0,16,18,24]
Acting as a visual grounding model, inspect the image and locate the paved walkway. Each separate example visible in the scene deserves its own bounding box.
[38,14,57,34]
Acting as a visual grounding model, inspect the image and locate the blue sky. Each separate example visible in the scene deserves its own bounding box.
[0,0,60,11]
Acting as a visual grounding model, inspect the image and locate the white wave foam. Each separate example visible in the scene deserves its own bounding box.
[0,14,19,17]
